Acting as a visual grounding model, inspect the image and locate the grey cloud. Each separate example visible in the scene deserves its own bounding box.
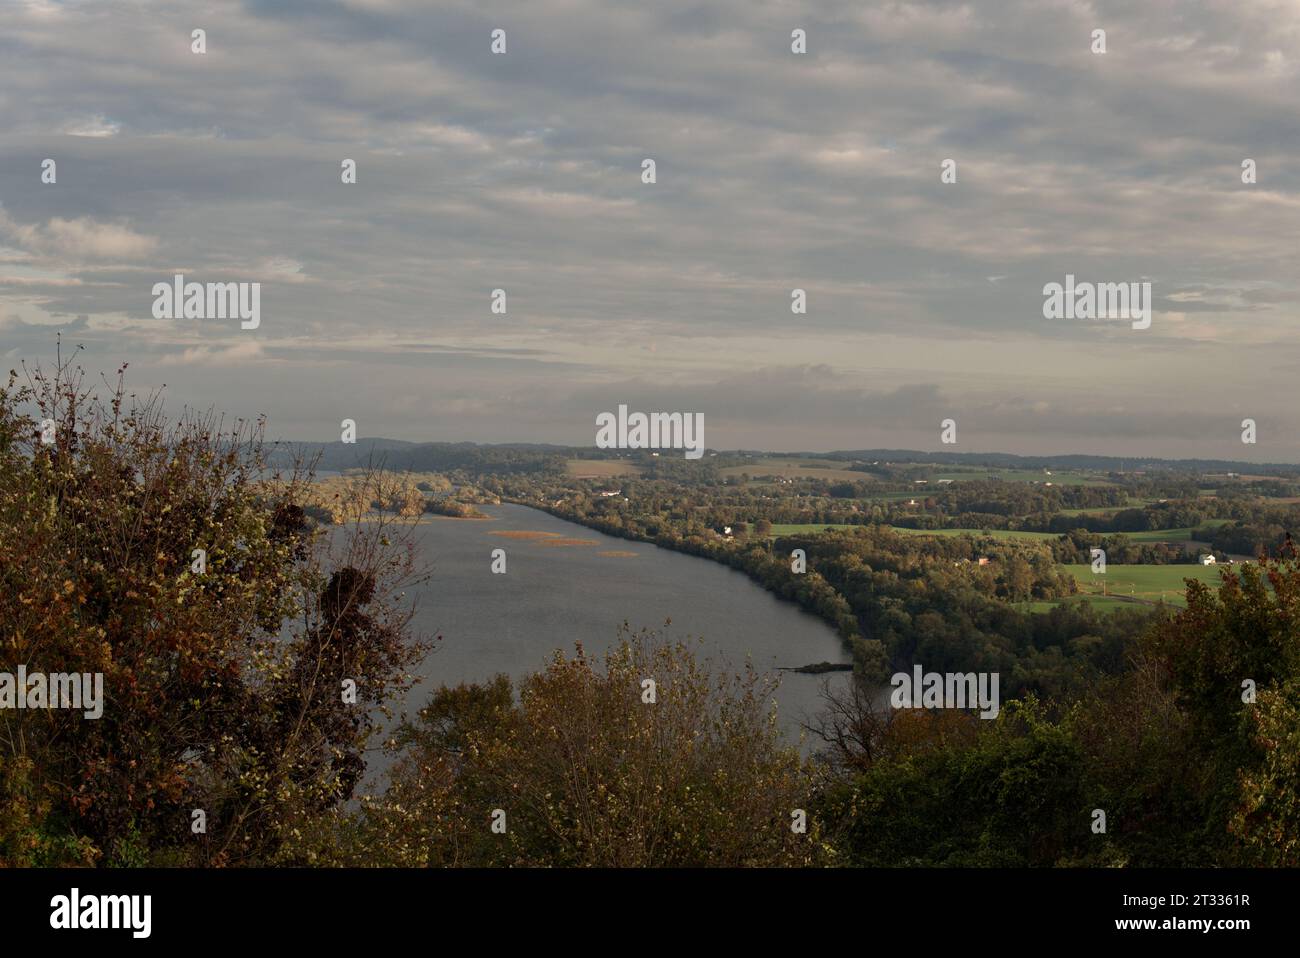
[0,0,1297,457]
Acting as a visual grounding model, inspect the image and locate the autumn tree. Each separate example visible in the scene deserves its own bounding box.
[0,354,426,866]
[341,632,820,867]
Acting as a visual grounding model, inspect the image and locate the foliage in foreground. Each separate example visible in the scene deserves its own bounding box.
[328,634,819,867]
[816,555,1300,866]
[0,358,425,866]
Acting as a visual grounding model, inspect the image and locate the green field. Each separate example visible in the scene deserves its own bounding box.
[1057,500,1152,516]
[768,523,865,536]
[889,526,1062,541]
[766,522,1228,544]
[720,458,868,482]
[1063,563,1227,607]
[927,468,1110,485]
[772,525,1064,540]
[1110,520,1229,543]
[565,459,643,478]
[1123,528,1196,542]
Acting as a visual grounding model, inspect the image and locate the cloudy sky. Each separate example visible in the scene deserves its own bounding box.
[2,0,1299,459]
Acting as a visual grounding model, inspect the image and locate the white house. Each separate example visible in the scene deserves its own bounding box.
[1199,554,1216,565]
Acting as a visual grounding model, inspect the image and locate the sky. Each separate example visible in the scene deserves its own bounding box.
[2,0,1300,460]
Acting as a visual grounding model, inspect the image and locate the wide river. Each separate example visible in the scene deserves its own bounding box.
[387,503,851,751]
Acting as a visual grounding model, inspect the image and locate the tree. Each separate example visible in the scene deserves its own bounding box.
[344,631,820,867]
[0,355,427,866]
[1233,678,1300,864]
[1148,550,1300,864]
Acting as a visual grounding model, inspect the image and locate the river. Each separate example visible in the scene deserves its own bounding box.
[388,503,851,752]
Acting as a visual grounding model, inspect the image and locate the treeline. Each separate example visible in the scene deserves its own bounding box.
[824,447,1300,476]
[281,439,571,476]
[1206,517,1296,556]
[775,527,1153,698]
[487,469,1297,548]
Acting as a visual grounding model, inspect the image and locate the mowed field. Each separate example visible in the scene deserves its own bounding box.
[768,524,1062,539]
[894,524,1226,544]
[1063,563,1227,607]
[1056,500,1153,516]
[565,459,643,478]
[927,468,1110,485]
[719,458,869,481]
[1123,528,1197,542]
[766,524,1226,544]
[768,523,866,536]
[889,526,1061,541]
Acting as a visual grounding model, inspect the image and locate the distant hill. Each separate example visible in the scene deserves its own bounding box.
[268,439,1300,477]
[267,438,573,475]
[818,449,1300,475]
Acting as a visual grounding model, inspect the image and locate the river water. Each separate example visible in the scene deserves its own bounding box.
[389,503,851,750]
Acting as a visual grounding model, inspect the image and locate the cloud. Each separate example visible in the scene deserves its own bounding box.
[0,210,158,263]
[0,0,1297,457]
[62,115,121,138]
[159,341,267,366]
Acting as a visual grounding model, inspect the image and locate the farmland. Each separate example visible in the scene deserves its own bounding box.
[927,468,1110,485]
[764,524,1226,546]
[1062,563,1228,607]
[891,526,1203,545]
[565,459,643,478]
[1057,500,1152,516]
[719,458,869,481]
[768,523,865,536]
[889,526,1062,541]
